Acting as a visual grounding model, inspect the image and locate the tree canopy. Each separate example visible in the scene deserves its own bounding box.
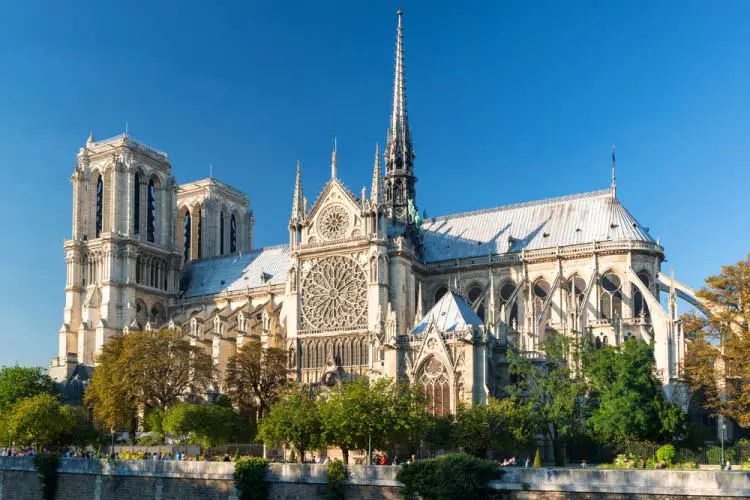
[223,340,288,421]
[507,333,588,465]
[257,384,322,461]
[454,397,534,458]
[683,256,750,427]
[85,330,213,430]
[6,393,76,451]
[585,339,685,444]
[162,402,251,447]
[0,366,55,414]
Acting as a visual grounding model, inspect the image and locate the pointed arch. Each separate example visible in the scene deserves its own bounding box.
[417,356,451,416]
[230,213,237,253]
[95,173,103,238]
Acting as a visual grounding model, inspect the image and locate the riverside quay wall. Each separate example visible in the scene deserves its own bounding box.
[2,457,750,499]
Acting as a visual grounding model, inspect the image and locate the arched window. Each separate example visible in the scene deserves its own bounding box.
[183,210,191,262]
[468,285,485,321]
[533,279,550,309]
[568,276,587,312]
[95,175,103,238]
[600,273,623,320]
[147,179,156,243]
[220,210,225,255]
[434,286,448,305]
[633,271,651,318]
[419,357,450,416]
[499,282,519,328]
[595,337,602,349]
[133,172,141,234]
[230,214,237,253]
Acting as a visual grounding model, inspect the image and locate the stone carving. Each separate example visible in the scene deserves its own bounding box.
[300,255,367,329]
[317,204,350,241]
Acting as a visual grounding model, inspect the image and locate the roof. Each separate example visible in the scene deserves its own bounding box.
[412,290,483,334]
[420,190,654,262]
[180,245,290,298]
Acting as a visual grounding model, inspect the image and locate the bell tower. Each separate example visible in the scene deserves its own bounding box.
[384,10,417,224]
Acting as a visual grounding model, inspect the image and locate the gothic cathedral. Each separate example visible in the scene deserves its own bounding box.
[50,11,702,413]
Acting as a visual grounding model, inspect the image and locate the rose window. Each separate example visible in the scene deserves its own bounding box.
[300,255,367,329]
[318,204,350,240]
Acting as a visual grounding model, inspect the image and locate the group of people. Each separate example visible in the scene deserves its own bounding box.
[499,456,518,466]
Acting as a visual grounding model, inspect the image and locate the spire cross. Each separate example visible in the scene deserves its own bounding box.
[611,145,616,197]
[331,137,337,179]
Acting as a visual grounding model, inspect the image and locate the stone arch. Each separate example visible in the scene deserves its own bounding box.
[146,174,161,243]
[498,280,519,328]
[567,274,587,312]
[600,270,623,320]
[467,282,485,321]
[150,302,167,327]
[135,299,148,329]
[416,355,453,416]
[633,269,652,318]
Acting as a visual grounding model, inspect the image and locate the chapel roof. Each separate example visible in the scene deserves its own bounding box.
[180,245,290,298]
[412,290,483,334]
[420,189,654,263]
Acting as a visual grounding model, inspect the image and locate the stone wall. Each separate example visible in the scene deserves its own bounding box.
[2,458,750,499]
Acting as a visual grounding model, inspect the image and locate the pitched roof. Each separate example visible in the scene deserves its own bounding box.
[180,245,290,298]
[420,190,654,263]
[412,290,483,334]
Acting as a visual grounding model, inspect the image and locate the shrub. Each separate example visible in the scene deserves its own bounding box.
[234,457,269,500]
[655,444,676,466]
[33,453,60,500]
[326,459,347,500]
[233,448,241,462]
[612,453,639,469]
[645,457,657,469]
[396,453,500,500]
[532,448,542,468]
[677,460,699,470]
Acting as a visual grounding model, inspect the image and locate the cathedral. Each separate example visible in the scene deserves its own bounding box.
[50,11,703,413]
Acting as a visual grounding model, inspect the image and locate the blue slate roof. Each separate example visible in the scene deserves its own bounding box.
[412,290,483,334]
[420,190,654,263]
[180,245,290,298]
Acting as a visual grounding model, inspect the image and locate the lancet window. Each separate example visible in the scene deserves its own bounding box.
[600,273,623,320]
[419,357,450,416]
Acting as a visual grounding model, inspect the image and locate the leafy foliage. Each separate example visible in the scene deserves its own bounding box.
[257,384,322,461]
[162,402,251,447]
[396,453,500,500]
[325,459,347,500]
[656,444,676,465]
[585,339,685,444]
[6,394,76,451]
[454,397,533,458]
[0,366,55,414]
[318,378,394,463]
[85,330,212,430]
[683,256,750,426]
[508,333,588,465]
[224,341,289,420]
[234,457,269,500]
[33,453,60,500]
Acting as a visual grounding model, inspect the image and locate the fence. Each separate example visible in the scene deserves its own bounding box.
[564,440,750,466]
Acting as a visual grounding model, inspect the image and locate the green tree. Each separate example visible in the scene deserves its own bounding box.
[224,341,289,420]
[683,256,750,427]
[84,336,137,431]
[585,339,685,444]
[162,402,249,448]
[423,413,456,453]
[385,381,431,457]
[85,330,213,431]
[7,394,76,451]
[318,378,394,463]
[257,385,322,462]
[0,366,55,414]
[508,333,588,466]
[454,397,534,458]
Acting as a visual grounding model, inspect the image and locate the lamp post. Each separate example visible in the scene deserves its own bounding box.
[721,420,727,468]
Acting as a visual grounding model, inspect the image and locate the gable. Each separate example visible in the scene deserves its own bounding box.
[306,179,365,244]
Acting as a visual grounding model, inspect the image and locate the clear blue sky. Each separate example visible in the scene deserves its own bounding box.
[1,0,748,366]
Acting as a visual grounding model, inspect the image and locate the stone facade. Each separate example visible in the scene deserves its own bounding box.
[50,11,704,413]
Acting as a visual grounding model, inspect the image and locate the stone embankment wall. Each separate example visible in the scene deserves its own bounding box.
[2,457,750,499]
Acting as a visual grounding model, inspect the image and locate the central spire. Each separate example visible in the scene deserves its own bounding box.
[384,9,417,223]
